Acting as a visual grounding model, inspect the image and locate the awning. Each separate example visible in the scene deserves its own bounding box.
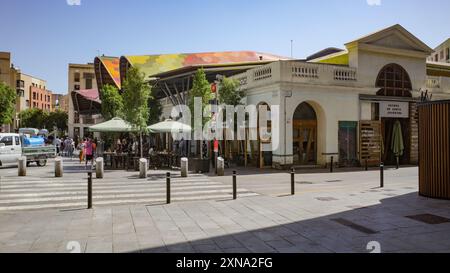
[71,89,101,115]
[148,119,192,134]
[89,117,137,133]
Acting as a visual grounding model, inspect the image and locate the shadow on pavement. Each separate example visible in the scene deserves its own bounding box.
[137,192,450,253]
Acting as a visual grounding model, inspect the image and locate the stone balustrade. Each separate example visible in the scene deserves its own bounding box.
[233,61,359,90]
[426,76,450,94]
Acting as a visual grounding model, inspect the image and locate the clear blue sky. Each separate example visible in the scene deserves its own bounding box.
[2,0,450,94]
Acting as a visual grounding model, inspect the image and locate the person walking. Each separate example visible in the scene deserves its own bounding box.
[84,137,94,167]
[78,138,86,163]
[54,137,62,156]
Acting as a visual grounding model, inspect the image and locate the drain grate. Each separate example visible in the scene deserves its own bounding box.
[332,218,377,234]
[406,214,450,225]
[316,197,338,202]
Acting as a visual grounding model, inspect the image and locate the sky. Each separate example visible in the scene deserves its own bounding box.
[2,0,450,94]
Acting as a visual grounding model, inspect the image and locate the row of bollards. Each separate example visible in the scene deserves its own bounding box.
[289,162,385,196]
[164,170,237,204]
[14,155,387,209]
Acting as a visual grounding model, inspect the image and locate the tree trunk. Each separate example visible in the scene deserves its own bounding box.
[140,132,143,158]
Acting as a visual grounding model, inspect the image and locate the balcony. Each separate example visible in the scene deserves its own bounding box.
[232,61,358,90]
[426,76,450,94]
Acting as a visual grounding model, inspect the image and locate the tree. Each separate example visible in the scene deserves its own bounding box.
[148,88,162,125]
[218,77,245,160]
[218,76,244,106]
[188,68,213,158]
[19,108,48,129]
[46,110,68,133]
[122,67,151,158]
[0,82,17,128]
[101,84,124,120]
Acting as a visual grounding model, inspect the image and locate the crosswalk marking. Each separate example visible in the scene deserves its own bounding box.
[0,169,258,211]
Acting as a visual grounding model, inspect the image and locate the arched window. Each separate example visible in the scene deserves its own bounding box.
[294,102,317,120]
[376,64,412,97]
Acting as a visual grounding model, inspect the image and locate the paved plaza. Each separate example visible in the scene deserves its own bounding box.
[1,161,450,253]
[0,159,257,211]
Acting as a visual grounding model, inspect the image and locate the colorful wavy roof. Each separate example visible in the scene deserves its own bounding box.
[123,51,289,78]
[98,56,121,88]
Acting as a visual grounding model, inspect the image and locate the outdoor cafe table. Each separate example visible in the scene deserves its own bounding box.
[156,152,179,168]
[103,152,129,170]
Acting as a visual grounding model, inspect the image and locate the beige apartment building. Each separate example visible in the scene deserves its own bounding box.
[0,52,18,132]
[52,93,69,112]
[68,63,102,140]
[1,52,54,131]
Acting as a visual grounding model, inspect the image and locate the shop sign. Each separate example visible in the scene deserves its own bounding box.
[380,101,409,118]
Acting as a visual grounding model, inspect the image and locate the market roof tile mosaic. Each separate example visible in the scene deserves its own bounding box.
[122,51,288,78]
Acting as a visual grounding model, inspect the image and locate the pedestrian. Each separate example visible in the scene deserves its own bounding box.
[53,136,62,155]
[84,137,94,167]
[67,138,73,158]
[79,138,86,163]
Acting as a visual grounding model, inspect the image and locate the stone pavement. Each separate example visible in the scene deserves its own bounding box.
[1,165,450,253]
[0,159,257,211]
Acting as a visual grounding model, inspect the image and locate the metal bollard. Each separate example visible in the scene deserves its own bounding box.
[55,157,63,178]
[87,172,93,209]
[18,156,27,177]
[330,156,334,173]
[291,168,295,195]
[166,172,171,204]
[380,162,384,188]
[180,157,188,177]
[96,157,104,179]
[232,170,237,200]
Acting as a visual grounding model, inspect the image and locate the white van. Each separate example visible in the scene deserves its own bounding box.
[0,133,22,165]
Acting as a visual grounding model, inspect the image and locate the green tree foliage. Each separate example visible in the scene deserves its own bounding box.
[0,82,17,126]
[218,76,244,106]
[188,68,213,126]
[19,108,48,129]
[47,110,68,132]
[122,67,152,158]
[122,67,151,132]
[100,84,124,120]
[148,88,162,125]
[19,108,68,132]
[188,68,213,158]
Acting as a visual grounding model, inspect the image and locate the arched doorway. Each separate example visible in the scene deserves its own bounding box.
[293,102,317,165]
[256,102,272,168]
[375,63,412,165]
[245,102,273,168]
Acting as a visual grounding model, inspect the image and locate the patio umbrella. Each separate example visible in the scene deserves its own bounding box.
[148,119,192,134]
[89,117,138,133]
[390,120,404,169]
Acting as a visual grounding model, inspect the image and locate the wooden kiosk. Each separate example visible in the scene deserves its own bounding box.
[418,100,450,199]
